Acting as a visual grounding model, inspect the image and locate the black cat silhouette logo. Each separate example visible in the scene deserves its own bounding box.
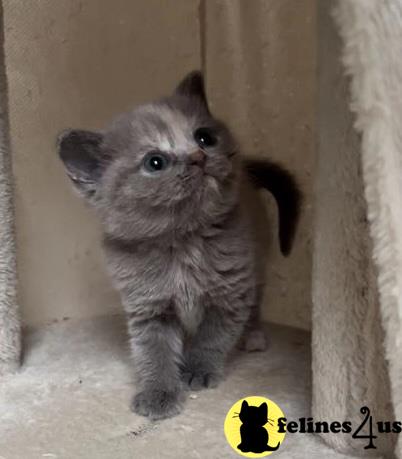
[237,400,280,453]
[224,396,286,457]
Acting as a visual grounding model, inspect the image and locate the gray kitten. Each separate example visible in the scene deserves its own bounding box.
[57,72,301,420]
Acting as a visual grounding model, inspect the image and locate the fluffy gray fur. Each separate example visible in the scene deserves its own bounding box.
[57,72,300,420]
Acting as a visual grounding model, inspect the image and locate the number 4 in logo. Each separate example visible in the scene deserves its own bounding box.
[352,406,377,450]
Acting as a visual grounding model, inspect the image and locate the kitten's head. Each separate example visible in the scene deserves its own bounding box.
[58,71,239,240]
[239,400,268,426]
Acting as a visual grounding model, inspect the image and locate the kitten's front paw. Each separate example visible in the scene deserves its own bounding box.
[131,388,182,420]
[181,368,222,391]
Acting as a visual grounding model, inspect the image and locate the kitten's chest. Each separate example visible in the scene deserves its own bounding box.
[169,240,210,327]
[169,232,249,331]
[109,221,254,328]
[170,241,209,292]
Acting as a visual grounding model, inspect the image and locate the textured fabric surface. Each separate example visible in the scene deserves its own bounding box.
[312,0,394,457]
[333,1,402,457]
[0,316,353,459]
[0,2,20,375]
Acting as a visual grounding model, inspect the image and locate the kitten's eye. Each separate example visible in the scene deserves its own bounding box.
[142,152,171,173]
[194,127,217,148]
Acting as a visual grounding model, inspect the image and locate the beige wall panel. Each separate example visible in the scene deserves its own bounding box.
[4,0,201,326]
[204,0,316,330]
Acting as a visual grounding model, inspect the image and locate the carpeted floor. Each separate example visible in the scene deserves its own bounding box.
[0,316,354,458]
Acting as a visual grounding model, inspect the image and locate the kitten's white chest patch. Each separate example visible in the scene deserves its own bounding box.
[170,243,207,333]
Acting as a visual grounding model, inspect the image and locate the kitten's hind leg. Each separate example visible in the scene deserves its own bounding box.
[181,299,249,391]
[241,327,268,352]
[238,298,268,352]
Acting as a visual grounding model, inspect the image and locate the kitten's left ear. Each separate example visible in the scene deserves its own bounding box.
[174,70,209,112]
[259,402,268,417]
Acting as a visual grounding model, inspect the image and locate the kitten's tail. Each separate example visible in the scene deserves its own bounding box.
[244,158,302,256]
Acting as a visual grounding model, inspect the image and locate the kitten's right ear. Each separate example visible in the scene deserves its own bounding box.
[174,70,209,112]
[241,400,249,410]
[57,129,108,200]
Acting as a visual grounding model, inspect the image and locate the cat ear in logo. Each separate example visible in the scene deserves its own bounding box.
[57,129,109,201]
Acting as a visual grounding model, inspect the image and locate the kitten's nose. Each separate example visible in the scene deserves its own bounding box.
[188,149,206,167]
